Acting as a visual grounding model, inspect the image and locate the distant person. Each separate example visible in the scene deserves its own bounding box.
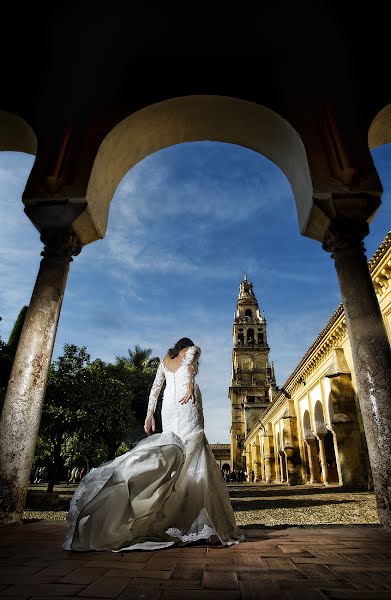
[70,466,78,484]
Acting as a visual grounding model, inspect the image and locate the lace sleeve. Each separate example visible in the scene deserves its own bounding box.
[147,361,165,414]
[182,345,201,385]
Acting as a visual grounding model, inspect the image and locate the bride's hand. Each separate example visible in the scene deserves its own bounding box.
[180,384,195,405]
[144,411,155,434]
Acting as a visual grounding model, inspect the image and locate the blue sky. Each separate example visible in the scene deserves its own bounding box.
[1,142,390,442]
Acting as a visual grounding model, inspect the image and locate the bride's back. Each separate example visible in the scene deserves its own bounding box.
[163,347,190,373]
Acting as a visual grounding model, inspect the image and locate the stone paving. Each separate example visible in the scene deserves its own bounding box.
[1,520,391,599]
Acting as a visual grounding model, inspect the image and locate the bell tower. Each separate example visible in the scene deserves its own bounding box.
[229,274,276,470]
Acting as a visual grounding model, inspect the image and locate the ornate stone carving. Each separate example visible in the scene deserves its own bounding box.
[322,218,368,258]
[40,228,82,261]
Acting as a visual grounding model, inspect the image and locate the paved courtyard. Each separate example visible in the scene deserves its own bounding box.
[1,521,391,599]
[22,483,379,528]
[0,483,390,599]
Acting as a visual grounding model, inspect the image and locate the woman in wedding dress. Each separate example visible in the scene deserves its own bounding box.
[63,338,244,551]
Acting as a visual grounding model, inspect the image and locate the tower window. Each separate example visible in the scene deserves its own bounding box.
[245,309,253,319]
[247,328,254,346]
[258,332,264,344]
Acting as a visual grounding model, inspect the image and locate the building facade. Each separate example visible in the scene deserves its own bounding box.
[209,444,231,471]
[229,274,276,470]
[242,231,391,487]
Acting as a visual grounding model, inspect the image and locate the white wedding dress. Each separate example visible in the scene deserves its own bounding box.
[63,345,244,551]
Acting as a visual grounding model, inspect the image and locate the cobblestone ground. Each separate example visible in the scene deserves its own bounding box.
[23,482,379,527]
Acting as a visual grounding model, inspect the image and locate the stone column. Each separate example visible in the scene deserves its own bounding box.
[323,218,391,528]
[303,441,312,483]
[285,447,303,485]
[326,353,368,488]
[317,436,329,485]
[262,429,275,483]
[278,452,286,482]
[306,439,321,483]
[264,456,272,483]
[283,414,303,485]
[0,226,82,525]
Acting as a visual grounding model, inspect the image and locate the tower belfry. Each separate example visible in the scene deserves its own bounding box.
[229,275,276,470]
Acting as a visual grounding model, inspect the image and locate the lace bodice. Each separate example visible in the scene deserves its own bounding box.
[147,345,201,414]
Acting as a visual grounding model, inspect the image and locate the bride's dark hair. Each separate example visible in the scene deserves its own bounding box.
[168,337,195,359]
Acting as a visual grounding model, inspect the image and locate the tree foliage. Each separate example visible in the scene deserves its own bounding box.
[7,305,28,355]
[33,343,161,490]
[0,307,29,407]
[0,336,12,406]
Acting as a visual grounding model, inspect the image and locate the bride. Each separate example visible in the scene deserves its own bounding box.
[63,338,244,551]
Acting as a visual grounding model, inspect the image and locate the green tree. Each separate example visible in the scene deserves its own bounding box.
[7,305,28,355]
[35,343,161,490]
[40,344,91,492]
[61,431,107,472]
[0,307,29,408]
[113,346,163,434]
[82,358,136,460]
[116,345,159,370]
[0,336,12,406]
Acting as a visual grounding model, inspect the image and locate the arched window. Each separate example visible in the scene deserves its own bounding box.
[245,308,253,319]
[247,328,254,346]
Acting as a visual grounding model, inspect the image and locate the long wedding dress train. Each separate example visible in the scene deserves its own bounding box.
[63,346,244,551]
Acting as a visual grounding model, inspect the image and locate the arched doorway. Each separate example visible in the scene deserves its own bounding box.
[324,431,339,483]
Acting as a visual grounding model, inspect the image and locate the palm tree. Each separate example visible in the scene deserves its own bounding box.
[116,345,158,370]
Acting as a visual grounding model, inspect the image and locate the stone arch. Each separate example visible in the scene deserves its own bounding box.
[75,95,313,245]
[0,111,37,155]
[368,104,391,149]
[244,308,253,319]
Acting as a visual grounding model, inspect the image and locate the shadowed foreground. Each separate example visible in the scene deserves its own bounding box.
[0,483,388,598]
[0,519,391,599]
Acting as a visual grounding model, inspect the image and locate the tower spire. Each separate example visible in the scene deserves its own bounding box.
[229,275,275,471]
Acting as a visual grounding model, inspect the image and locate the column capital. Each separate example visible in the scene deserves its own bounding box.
[322,218,369,258]
[40,228,82,261]
[24,199,86,262]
